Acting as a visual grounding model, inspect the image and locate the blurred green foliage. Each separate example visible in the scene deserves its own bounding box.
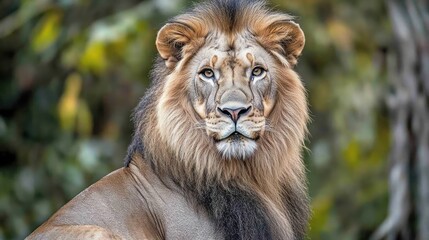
[0,0,391,239]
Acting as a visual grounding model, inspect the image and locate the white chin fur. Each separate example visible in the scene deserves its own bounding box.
[216,138,257,160]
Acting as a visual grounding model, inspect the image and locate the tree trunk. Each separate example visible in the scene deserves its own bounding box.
[372,0,429,239]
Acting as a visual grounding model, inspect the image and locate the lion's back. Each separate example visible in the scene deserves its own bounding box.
[27,160,221,240]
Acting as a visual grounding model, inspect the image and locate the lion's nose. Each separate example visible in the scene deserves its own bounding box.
[218,106,251,123]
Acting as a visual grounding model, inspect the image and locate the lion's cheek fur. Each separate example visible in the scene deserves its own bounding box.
[155,71,221,182]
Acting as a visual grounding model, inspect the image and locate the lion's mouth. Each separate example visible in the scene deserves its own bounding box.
[215,131,259,142]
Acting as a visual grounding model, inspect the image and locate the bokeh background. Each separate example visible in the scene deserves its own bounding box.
[1,0,428,239]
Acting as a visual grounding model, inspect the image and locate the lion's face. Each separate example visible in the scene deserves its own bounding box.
[155,8,305,162]
[188,34,278,159]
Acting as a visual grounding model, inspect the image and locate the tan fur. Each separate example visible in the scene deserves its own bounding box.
[27,1,309,239]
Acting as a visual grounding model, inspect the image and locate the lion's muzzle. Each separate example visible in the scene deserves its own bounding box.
[217,106,251,123]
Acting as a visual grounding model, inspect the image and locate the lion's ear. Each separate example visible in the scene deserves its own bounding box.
[156,22,199,68]
[257,20,305,67]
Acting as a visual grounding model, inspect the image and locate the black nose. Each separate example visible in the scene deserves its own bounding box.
[218,106,251,122]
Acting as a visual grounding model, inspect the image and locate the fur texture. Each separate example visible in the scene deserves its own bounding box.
[126,0,310,239]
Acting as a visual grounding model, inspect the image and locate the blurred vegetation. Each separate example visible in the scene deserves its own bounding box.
[0,0,391,239]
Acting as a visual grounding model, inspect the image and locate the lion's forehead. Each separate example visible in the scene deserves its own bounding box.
[207,32,250,50]
[202,32,266,68]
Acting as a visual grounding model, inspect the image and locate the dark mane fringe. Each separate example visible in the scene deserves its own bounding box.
[175,0,285,34]
[124,57,168,166]
[198,184,273,240]
[203,0,241,30]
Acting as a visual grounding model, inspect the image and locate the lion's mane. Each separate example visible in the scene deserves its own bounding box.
[126,1,309,239]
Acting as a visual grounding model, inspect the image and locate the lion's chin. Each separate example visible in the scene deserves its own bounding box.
[215,136,257,160]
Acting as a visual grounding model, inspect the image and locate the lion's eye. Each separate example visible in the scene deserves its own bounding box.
[199,69,215,79]
[251,67,265,77]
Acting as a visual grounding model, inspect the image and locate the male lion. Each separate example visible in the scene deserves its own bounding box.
[27,0,309,239]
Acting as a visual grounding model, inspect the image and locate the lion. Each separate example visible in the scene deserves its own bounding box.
[27,0,309,239]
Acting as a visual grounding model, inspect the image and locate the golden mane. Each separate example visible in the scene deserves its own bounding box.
[126,0,309,239]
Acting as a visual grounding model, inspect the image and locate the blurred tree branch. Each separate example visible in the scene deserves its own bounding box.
[372,0,429,239]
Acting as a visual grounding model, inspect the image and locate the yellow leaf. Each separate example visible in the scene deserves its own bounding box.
[79,41,107,74]
[32,12,62,52]
[343,139,361,169]
[58,73,82,131]
[76,100,93,137]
